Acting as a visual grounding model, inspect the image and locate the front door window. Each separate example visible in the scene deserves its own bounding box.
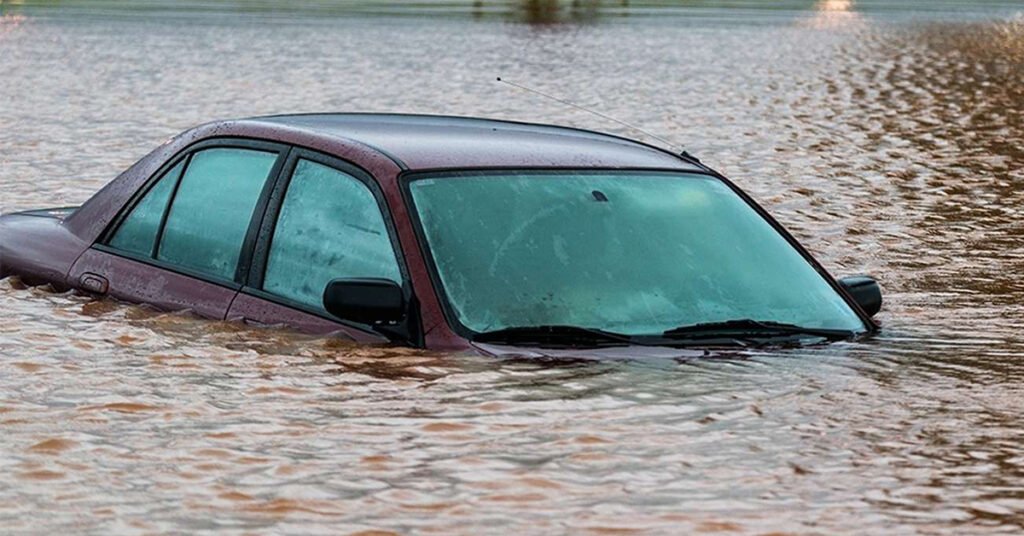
[261,159,401,313]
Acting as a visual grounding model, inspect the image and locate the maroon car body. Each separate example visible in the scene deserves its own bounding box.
[0,114,879,357]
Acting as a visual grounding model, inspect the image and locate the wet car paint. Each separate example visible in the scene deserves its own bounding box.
[0,115,872,355]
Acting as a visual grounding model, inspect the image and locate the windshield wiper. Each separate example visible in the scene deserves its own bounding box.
[661,319,856,341]
[472,325,640,347]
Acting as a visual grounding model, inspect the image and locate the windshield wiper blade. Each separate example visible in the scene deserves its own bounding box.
[472,325,639,347]
[661,319,855,341]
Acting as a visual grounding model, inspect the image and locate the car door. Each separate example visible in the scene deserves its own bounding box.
[68,139,288,320]
[226,149,407,343]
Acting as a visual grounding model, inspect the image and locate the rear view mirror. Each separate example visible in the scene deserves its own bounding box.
[838,275,882,317]
[323,278,404,325]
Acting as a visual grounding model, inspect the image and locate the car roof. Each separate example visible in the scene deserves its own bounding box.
[242,113,701,172]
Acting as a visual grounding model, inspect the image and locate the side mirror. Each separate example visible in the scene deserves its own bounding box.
[323,278,405,325]
[838,275,882,317]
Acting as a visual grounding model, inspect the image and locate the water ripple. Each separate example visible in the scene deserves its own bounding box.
[2,4,1024,533]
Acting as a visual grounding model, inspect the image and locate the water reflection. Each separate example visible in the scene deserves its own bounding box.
[4,0,613,24]
[0,13,28,38]
[802,0,863,28]
[837,17,1024,304]
[513,0,606,24]
[3,0,1023,25]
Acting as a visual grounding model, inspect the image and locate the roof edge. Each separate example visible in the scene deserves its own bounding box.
[246,112,698,168]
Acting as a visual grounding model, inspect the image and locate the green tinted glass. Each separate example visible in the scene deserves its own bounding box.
[263,159,400,311]
[108,160,184,257]
[409,172,866,335]
[158,148,276,280]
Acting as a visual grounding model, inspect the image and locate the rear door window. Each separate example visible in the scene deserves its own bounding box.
[157,148,278,281]
[261,158,401,312]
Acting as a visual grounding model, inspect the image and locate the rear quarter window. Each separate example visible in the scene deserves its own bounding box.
[107,160,184,257]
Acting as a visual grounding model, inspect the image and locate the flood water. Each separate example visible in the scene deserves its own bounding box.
[2,1,1024,533]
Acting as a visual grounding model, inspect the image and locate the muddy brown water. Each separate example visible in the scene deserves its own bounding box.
[1,1,1024,533]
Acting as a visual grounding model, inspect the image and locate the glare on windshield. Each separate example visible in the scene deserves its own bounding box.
[408,171,866,336]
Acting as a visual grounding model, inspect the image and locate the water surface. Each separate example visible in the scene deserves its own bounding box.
[1,1,1024,533]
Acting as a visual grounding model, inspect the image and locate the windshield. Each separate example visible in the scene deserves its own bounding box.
[408,171,867,336]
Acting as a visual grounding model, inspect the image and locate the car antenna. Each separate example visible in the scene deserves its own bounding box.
[495,77,699,162]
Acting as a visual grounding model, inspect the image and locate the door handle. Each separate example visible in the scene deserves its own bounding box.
[79,272,109,295]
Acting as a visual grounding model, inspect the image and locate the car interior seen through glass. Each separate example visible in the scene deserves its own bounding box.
[409,171,867,336]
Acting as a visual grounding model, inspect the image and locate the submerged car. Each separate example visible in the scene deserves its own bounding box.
[0,114,881,356]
